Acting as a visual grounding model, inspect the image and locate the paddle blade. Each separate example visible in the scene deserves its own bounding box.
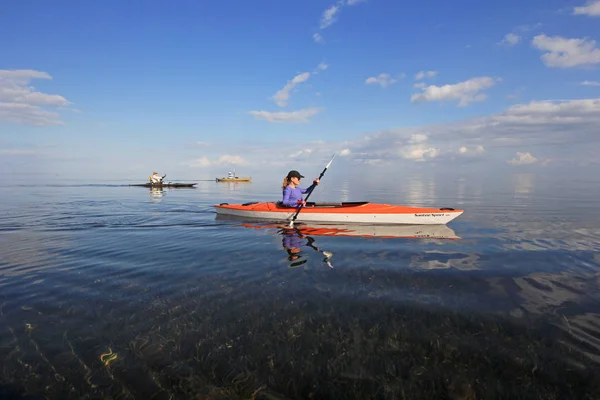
[325,153,336,169]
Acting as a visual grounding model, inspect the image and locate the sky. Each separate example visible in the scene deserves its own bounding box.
[1,0,600,182]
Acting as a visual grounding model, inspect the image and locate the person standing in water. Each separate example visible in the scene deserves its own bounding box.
[281,170,319,207]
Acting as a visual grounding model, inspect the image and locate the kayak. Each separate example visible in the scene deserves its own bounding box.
[129,183,197,188]
[216,177,252,182]
[216,215,460,239]
[214,201,463,225]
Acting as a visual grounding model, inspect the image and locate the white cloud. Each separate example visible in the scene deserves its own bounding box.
[400,145,440,161]
[0,69,51,83]
[218,155,246,165]
[508,152,538,165]
[0,69,72,126]
[411,76,499,107]
[414,82,426,89]
[272,72,311,107]
[289,149,314,160]
[339,148,352,156]
[333,98,600,166]
[0,103,63,126]
[221,99,599,168]
[532,34,600,68]
[365,73,399,88]
[248,108,322,123]
[320,4,342,29]
[271,63,327,107]
[574,0,600,16]
[580,80,600,86]
[458,145,485,155]
[188,156,212,167]
[187,155,246,168]
[493,99,600,125]
[409,133,428,143]
[316,0,368,39]
[498,33,521,46]
[415,70,438,80]
[314,63,328,73]
[195,141,210,147]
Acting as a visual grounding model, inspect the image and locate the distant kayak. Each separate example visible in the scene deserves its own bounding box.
[215,201,463,225]
[129,183,197,188]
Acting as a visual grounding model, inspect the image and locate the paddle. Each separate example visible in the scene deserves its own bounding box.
[305,235,334,268]
[288,153,336,228]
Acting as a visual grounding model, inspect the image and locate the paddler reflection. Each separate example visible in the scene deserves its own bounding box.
[149,187,165,202]
[279,226,333,268]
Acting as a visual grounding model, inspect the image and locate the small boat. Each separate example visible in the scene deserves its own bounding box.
[216,215,459,239]
[216,168,251,182]
[129,183,197,188]
[214,201,463,225]
[216,177,252,182]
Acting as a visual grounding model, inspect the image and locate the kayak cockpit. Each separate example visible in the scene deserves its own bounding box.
[276,201,370,208]
[218,201,371,209]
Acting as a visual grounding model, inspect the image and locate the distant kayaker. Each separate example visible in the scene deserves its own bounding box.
[281,170,319,207]
[150,172,166,183]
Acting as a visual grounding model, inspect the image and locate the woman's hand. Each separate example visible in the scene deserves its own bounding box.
[313,178,320,185]
[296,200,307,206]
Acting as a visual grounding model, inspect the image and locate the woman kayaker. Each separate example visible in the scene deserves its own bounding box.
[281,170,319,207]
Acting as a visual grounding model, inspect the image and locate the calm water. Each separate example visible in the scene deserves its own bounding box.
[1,174,600,399]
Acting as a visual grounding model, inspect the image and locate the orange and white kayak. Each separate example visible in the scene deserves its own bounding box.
[214,201,463,225]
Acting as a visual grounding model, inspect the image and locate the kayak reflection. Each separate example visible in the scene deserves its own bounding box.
[215,214,460,240]
[279,226,334,268]
[279,223,460,240]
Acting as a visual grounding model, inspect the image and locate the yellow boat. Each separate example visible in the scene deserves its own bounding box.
[216,169,251,182]
[216,177,252,182]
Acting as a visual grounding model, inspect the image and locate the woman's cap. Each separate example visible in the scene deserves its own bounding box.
[287,170,305,179]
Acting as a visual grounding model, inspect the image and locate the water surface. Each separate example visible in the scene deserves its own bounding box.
[1,174,600,399]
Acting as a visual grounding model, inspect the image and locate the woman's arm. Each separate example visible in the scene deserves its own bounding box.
[300,182,316,194]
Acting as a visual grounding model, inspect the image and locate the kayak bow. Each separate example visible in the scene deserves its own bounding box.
[214,201,463,225]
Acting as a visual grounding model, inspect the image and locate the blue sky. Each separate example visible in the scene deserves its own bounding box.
[1,0,599,181]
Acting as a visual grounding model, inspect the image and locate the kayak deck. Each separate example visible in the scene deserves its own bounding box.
[214,201,463,225]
